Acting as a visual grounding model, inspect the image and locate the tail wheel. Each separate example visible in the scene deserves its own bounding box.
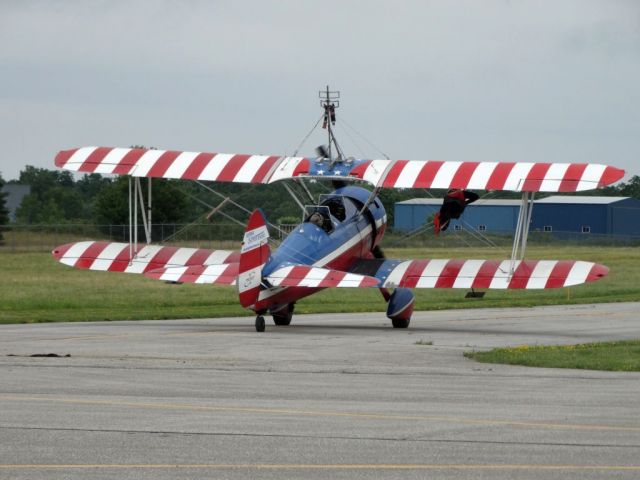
[255,315,266,332]
[272,303,295,326]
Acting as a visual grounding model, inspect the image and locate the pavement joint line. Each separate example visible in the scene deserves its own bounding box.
[1,464,640,471]
[161,331,234,337]
[1,395,639,432]
[2,424,639,448]
[21,331,247,342]
[49,334,133,341]
[460,311,635,321]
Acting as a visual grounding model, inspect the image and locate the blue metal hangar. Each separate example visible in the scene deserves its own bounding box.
[394,196,640,236]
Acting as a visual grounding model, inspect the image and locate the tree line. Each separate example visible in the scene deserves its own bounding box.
[1,166,329,227]
[0,175,9,242]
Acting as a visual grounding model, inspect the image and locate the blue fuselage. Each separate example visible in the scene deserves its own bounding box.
[265,186,386,274]
[255,186,387,311]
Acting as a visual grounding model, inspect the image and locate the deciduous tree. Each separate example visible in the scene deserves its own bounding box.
[0,174,10,243]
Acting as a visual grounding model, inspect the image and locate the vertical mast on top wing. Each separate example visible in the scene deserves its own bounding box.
[319,86,345,164]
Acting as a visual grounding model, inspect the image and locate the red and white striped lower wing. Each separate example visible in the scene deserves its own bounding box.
[145,264,238,285]
[55,147,309,184]
[366,259,608,289]
[52,241,239,274]
[348,160,625,192]
[266,265,380,288]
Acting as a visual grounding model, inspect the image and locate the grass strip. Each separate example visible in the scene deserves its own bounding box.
[1,245,638,324]
[465,340,640,371]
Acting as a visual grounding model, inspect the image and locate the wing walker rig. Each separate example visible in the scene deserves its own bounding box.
[53,87,624,331]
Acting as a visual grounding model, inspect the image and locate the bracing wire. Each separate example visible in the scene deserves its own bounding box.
[159,189,244,246]
[162,181,285,246]
[166,111,327,242]
[194,180,287,237]
[292,114,325,157]
[333,122,367,159]
[339,115,390,160]
[458,219,502,250]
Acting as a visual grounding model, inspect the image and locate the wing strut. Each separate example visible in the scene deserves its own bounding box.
[509,191,535,277]
[135,177,152,245]
[282,181,307,215]
[127,176,153,262]
[358,159,397,215]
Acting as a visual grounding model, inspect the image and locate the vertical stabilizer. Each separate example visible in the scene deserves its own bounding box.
[238,209,270,309]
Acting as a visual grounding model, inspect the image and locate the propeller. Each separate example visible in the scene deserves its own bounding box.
[315,145,329,159]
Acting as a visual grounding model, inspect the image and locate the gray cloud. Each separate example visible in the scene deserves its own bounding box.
[1,0,638,181]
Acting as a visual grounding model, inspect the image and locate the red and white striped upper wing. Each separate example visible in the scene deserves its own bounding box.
[52,241,239,274]
[361,258,608,289]
[55,147,624,192]
[347,160,625,192]
[265,265,379,288]
[55,147,309,184]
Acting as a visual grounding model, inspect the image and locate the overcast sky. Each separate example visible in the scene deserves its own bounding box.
[1,0,638,181]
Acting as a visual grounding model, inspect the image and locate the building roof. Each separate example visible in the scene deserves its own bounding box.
[1,184,31,220]
[397,196,633,206]
[397,198,523,206]
[536,196,630,205]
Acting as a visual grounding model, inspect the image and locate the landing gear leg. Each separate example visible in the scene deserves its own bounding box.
[383,288,415,329]
[255,315,266,332]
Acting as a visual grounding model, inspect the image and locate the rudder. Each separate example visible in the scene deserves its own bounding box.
[238,209,271,309]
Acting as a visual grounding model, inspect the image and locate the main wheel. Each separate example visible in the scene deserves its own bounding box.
[255,315,266,332]
[272,314,291,326]
[272,303,294,326]
[391,317,410,328]
[387,288,414,329]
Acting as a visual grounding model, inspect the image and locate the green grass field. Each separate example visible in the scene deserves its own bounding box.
[1,245,638,324]
[464,340,640,371]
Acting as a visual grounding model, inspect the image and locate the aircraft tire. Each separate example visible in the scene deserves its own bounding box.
[272,315,292,326]
[391,317,410,328]
[272,303,294,326]
[255,315,266,332]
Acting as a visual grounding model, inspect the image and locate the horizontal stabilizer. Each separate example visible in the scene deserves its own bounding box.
[266,265,380,288]
[145,264,238,285]
[55,147,625,193]
[52,241,239,274]
[351,259,608,289]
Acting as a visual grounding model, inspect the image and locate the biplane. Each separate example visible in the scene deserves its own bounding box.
[52,89,625,331]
